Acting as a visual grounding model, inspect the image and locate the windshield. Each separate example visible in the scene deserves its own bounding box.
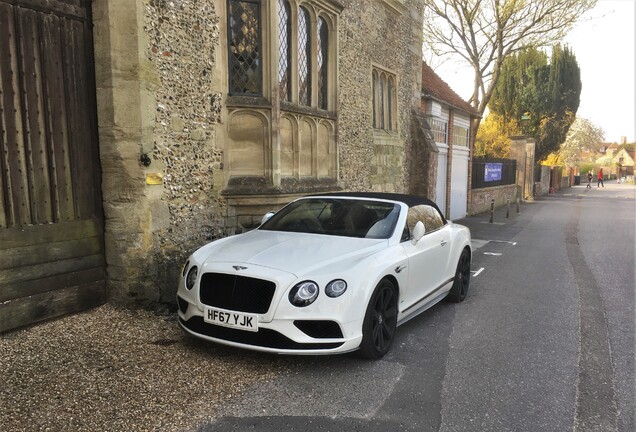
[259,198,401,239]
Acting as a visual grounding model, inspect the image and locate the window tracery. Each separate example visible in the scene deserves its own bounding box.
[228,1,262,95]
[226,0,342,193]
[372,67,397,131]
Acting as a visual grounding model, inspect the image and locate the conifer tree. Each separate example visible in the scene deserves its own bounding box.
[487,45,582,160]
[423,0,597,145]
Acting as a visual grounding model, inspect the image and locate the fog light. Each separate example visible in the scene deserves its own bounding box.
[325,279,347,298]
[289,281,319,307]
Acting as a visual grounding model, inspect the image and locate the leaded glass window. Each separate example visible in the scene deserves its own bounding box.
[278,0,291,102]
[298,6,311,106]
[379,76,385,129]
[317,17,329,110]
[387,77,394,131]
[372,71,378,127]
[228,1,261,95]
[372,67,397,131]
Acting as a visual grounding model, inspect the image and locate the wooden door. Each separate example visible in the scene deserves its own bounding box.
[0,0,105,332]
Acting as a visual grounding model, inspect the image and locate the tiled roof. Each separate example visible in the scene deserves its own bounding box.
[421,62,479,117]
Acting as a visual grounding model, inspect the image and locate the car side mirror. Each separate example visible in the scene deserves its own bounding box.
[260,211,275,225]
[411,221,425,244]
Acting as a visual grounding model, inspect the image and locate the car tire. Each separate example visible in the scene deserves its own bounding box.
[446,248,470,303]
[359,279,398,359]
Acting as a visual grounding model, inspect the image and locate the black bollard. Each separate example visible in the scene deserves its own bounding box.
[506,198,510,218]
[489,199,494,223]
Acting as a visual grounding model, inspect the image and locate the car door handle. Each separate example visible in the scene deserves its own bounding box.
[440,240,447,247]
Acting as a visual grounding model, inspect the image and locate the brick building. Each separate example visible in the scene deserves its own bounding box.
[419,62,479,220]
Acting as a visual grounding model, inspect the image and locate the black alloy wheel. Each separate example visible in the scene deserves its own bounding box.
[447,248,470,303]
[359,279,398,359]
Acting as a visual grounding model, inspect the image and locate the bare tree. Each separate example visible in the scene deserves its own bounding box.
[422,0,597,138]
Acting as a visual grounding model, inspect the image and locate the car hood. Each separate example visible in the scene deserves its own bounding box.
[198,230,387,277]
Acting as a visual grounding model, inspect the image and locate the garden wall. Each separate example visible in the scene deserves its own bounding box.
[469,185,518,215]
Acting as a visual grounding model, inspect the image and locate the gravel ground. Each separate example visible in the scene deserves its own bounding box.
[0,305,292,432]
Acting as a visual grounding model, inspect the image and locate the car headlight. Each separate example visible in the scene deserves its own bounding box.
[185,266,198,290]
[325,279,347,298]
[289,281,319,307]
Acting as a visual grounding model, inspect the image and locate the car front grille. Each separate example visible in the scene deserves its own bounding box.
[199,273,276,314]
[180,317,344,350]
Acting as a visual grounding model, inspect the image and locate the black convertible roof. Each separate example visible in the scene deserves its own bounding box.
[314,192,444,219]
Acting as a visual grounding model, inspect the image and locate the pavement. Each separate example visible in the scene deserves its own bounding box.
[455,194,532,247]
[2,181,633,432]
[456,180,636,244]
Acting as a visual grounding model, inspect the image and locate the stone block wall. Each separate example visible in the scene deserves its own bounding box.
[409,109,438,198]
[510,136,536,201]
[370,132,404,192]
[536,165,551,196]
[469,185,518,215]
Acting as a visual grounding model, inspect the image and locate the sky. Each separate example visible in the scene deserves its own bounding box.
[432,0,636,144]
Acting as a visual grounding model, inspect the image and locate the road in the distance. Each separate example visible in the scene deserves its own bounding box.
[197,183,635,432]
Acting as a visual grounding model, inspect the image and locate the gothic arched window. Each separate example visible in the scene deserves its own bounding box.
[228,0,262,95]
[277,0,291,101]
[317,17,329,109]
[298,6,311,106]
[372,67,397,131]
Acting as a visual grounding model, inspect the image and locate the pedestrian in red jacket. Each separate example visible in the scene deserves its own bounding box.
[597,168,604,188]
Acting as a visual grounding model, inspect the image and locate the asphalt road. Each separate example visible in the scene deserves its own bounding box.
[197,182,635,432]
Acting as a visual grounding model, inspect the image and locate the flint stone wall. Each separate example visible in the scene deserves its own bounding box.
[337,0,424,193]
[94,0,428,306]
[94,0,226,306]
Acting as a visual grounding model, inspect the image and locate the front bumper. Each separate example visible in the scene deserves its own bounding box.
[177,297,363,355]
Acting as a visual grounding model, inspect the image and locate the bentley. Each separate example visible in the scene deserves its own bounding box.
[177,193,472,359]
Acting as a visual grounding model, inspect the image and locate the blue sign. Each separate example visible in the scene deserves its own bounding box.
[484,163,503,182]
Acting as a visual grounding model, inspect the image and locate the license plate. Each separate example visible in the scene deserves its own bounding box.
[204,306,258,332]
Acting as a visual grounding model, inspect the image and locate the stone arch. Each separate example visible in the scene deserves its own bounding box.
[280,114,297,177]
[227,110,270,177]
[299,117,316,177]
[317,120,336,179]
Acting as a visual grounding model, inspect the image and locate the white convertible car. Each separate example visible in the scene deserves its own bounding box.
[177,193,472,359]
